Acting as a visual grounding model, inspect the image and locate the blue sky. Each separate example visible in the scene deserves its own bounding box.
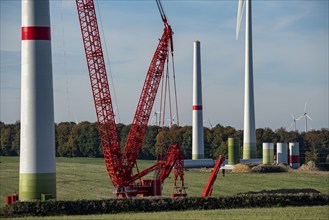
[0,0,328,131]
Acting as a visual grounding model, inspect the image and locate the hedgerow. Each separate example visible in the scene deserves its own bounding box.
[1,193,328,218]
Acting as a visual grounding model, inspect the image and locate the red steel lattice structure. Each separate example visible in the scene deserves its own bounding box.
[75,0,186,197]
[124,13,173,181]
[75,0,125,186]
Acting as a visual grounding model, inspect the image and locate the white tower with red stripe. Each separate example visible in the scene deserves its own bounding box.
[192,40,204,160]
[289,142,300,169]
[19,0,56,201]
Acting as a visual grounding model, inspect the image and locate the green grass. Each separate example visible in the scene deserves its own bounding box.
[6,206,329,220]
[1,156,329,207]
[1,156,329,220]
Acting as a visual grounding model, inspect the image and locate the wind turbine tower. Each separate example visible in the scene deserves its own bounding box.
[19,0,56,201]
[192,40,204,159]
[301,103,312,132]
[236,0,256,159]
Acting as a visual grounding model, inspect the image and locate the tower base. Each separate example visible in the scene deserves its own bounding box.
[19,173,56,201]
[243,143,256,159]
[192,154,204,160]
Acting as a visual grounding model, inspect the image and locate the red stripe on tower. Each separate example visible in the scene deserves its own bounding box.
[290,155,300,163]
[192,105,202,110]
[22,27,51,40]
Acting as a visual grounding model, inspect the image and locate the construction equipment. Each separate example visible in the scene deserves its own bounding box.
[75,0,186,198]
[202,156,225,197]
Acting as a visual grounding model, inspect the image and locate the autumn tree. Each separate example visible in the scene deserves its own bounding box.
[0,121,327,163]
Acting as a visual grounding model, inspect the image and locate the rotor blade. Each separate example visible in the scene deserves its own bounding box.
[306,114,312,121]
[236,0,245,40]
[291,113,295,120]
[208,119,213,128]
[288,121,294,130]
[289,121,294,127]
[304,102,307,113]
[296,115,303,120]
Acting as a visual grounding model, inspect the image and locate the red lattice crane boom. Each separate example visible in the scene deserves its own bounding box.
[75,0,125,187]
[75,0,186,198]
[124,2,173,181]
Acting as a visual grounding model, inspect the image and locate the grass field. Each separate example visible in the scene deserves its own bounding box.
[1,156,329,219]
[3,206,328,220]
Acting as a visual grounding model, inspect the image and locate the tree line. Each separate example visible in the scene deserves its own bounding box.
[1,121,328,163]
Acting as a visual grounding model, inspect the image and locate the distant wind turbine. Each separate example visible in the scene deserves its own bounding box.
[208,119,213,129]
[203,119,213,129]
[300,103,312,132]
[152,111,162,126]
[289,113,302,131]
[236,0,256,159]
[167,113,176,126]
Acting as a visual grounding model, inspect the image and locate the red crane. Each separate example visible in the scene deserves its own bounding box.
[75,0,186,198]
[201,156,225,197]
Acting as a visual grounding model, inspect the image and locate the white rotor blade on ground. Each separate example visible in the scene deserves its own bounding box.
[236,0,245,40]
